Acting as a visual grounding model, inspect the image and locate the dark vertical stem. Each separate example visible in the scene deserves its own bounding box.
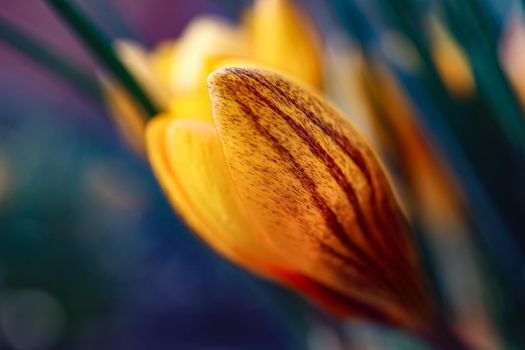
[45,0,158,118]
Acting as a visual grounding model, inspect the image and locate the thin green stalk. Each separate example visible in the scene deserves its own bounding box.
[0,16,101,102]
[45,0,158,117]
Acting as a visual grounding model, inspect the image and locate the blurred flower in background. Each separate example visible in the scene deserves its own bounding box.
[1,0,525,350]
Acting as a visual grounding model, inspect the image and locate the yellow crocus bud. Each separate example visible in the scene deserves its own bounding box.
[146,67,436,333]
[247,0,323,88]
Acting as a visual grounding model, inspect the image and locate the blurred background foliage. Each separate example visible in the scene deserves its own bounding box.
[0,0,524,349]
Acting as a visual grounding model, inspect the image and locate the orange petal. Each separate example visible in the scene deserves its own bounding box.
[145,115,284,275]
[208,67,436,330]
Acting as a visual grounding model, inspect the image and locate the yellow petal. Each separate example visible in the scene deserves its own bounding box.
[145,114,281,274]
[146,114,405,320]
[99,75,147,155]
[208,67,435,330]
[170,16,249,96]
[246,0,322,88]
[160,17,251,122]
[167,92,214,122]
[149,41,178,98]
[168,58,288,122]
[212,58,309,88]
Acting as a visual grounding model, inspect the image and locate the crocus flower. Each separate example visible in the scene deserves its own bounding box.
[146,66,437,335]
[102,0,451,343]
[102,0,322,153]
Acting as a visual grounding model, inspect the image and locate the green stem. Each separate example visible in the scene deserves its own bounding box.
[0,16,101,102]
[45,0,158,117]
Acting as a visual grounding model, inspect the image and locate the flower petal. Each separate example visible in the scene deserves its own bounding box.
[146,117,411,325]
[246,0,322,88]
[146,114,405,321]
[208,67,435,329]
[145,115,281,273]
[170,16,249,95]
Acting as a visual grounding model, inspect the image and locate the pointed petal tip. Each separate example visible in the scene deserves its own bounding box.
[207,66,270,89]
[207,66,266,124]
[207,67,227,89]
[208,66,245,87]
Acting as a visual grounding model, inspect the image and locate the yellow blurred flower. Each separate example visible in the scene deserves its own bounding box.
[147,66,436,332]
[103,0,322,151]
[430,18,475,97]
